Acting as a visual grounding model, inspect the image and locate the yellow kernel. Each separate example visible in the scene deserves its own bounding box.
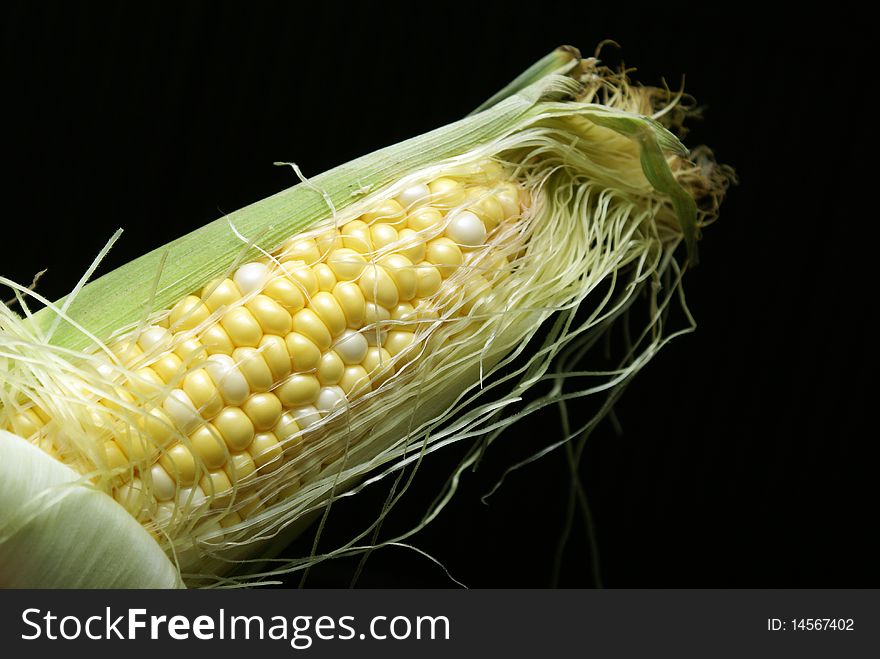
[327,248,367,281]
[361,199,406,227]
[221,307,263,348]
[274,412,302,446]
[263,276,305,313]
[213,407,255,451]
[160,443,198,485]
[190,424,229,470]
[477,159,505,181]
[110,338,143,366]
[201,324,235,355]
[481,253,511,280]
[169,295,210,332]
[173,337,206,364]
[396,228,426,263]
[220,511,242,528]
[332,281,366,328]
[237,495,264,518]
[362,346,393,387]
[469,191,505,230]
[407,206,444,234]
[338,365,371,397]
[130,366,164,397]
[461,276,493,314]
[426,238,463,277]
[313,263,337,292]
[316,350,345,385]
[276,374,320,407]
[285,332,322,372]
[242,392,283,431]
[384,330,415,357]
[428,177,465,207]
[378,253,417,301]
[414,263,442,297]
[246,294,292,336]
[314,228,343,256]
[363,303,391,346]
[370,223,399,250]
[200,469,233,507]
[250,432,283,469]
[104,440,129,473]
[310,291,347,338]
[340,220,373,253]
[182,369,224,419]
[281,261,319,298]
[280,237,321,265]
[495,181,523,218]
[152,353,185,384]
[202,278,241,312]
[390,302,417,330]
[259,334,291,381]
[224,451,256,484]
[233,347,274,393]
[292,308,332,351]
[136,407,176,450]
[358,265,399,308]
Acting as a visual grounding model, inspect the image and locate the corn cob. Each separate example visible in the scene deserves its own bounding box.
[3,164,527,539]
[0,47,731,587]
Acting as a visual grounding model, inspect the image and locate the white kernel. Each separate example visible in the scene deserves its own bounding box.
[137,326,172,353]
[291,405,322,430]
[316,386,348,415]
[162,389,202,435]
[333,329,369,365]
[204,354,250,406]
[150,463,176,502]
[233,262,269,296]
[445,210,487,249]
[396,183,431,208]
[176,485,207,510]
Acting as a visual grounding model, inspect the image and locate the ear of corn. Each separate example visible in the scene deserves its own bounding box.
[0,46,731,587]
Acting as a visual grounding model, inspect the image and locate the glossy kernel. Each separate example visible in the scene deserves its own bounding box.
[213,407,255,451]
[310,292,347,338]
[277,374,320,407]
[292,308,332,350]
[190,423,229,470]
[358,265,399,308]
[232,347,274,393]
[246,295,292,336]
[285,332,322,372]
[332,281,366,328]
[242,393,283,431]
[221,307,263,348]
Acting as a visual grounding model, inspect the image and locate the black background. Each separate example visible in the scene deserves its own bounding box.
[1,2,874,587]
